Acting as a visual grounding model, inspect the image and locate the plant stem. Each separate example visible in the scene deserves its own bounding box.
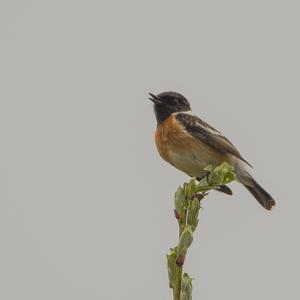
[173,209,187,300]
[169,165,236,300]
[174,264,183,300]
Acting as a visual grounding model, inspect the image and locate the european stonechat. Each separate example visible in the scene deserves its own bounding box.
[149,91,275,210]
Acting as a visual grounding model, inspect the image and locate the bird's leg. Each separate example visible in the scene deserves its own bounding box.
[196,170,210,184]
[194,192,208,202]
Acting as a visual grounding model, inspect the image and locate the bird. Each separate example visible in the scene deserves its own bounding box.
[149,91,275,210]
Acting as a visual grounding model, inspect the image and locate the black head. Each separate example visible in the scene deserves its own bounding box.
[149,91,191,124]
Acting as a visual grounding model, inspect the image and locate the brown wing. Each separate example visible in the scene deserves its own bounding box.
[175,113,252,167]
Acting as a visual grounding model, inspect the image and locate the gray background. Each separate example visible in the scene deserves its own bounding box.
[1,1,299,299]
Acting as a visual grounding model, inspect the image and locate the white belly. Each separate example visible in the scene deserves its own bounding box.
[168,148,222,177]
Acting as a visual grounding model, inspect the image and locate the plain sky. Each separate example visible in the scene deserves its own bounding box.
[1,1,300,299]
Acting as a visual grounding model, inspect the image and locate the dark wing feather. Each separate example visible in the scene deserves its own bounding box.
[176,113,252,167]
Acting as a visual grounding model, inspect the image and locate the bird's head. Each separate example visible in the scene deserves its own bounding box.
[149,91,191,124]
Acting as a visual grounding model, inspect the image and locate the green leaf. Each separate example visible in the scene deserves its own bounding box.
[181,273,193,300]
[221,163,236,184]
[197,176,208,187]
[167,247,177,288]
[187,198,200,231]
[204,162,236,186]
[177,227,193,258]
[174,186,186,213]
[186,178,197,200]
[204,164,213,176]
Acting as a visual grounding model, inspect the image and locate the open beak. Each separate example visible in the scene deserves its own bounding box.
[148,93,162,104]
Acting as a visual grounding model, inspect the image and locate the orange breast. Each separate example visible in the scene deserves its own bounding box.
[155,114,227,176]
[155,114,189,161]
[155,114,205,163]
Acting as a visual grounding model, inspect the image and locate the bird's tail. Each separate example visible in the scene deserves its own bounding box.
[237,171,275,210]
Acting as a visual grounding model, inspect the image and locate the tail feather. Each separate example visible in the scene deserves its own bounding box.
[243,178,275,210]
